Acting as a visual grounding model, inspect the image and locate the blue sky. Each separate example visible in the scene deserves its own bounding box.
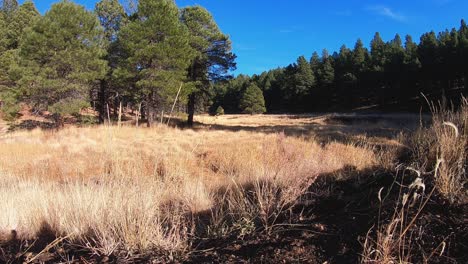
[21,0,468,75]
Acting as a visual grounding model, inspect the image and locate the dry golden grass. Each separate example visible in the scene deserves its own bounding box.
[0,121,379,257]
[410,98,467,203]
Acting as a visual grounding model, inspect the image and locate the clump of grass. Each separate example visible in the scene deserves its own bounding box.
[363,98,467,263]
[410,97,467,203]
[361,167,443,264]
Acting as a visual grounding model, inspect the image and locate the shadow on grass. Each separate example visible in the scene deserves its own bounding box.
[1,162,465,263]
[187,165,467,263]
[169,113,432,147]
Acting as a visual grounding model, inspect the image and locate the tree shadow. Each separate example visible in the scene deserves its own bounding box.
[179,113,431,146]
[187,163,467,263]
[7,120,57,132]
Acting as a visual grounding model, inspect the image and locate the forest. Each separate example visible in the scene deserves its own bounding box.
[0,0,235,127]
[1,1,467,127]
[214,21,468,114]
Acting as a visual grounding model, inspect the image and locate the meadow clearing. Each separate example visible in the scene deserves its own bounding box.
[0,106,466,263]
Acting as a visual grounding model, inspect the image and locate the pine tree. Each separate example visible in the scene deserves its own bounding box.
[336,44,355,83]
[318,49,335,85]
[419,31,439,97]
[181,5,236,126]
[370,32,386,72]
[95,0,127,123]
[310,51,320,73]
[116,0,193,126]
[239,83,266,114]
[403,35,421,70]
[0,1,39,119]
[18,0,107,125]
[0,0,18,17]
[458,19,468,91]
[352,38,368,74]
[402,34,421,100]
[294,55,315,96]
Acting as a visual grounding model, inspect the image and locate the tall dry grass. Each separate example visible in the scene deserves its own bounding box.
[410,97,467,203]
[362,98,467,263]
[0,125,377,259]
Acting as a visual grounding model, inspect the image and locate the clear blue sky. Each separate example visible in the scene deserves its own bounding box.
[21,0,468,76]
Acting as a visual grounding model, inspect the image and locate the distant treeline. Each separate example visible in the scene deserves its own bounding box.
[213,20,468,113]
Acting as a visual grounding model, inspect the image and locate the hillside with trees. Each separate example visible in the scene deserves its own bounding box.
[214,21,468,113]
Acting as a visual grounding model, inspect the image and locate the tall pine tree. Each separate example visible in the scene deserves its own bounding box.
[116,0,193,126]
[181,6,236,126]
[95,0,127,123]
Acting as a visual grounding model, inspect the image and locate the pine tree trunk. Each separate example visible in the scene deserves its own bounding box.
[187,93,195,127]
[464,74,468,96]
[118,101,122,127]
[147,93,155,127]
[98,80,107,124]
[113,98,118,118]
[53,113,64,129]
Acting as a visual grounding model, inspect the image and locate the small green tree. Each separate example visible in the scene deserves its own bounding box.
[239,83,266,114]
[215,105,224,115]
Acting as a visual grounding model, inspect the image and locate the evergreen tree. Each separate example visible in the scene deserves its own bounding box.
[0,1,39,119]
[95,0,127,123]
[336,44,354,83]
[239,83,266,114]
[310,51,320,73]
[403,35,421,70]
[294,55,315,96]
[370,32,386,72]
[318,49,335,85]
[458,19,468,91]
[402,34,421,100]
[18,0,107,125]
[181,5,236,126]
[419,31,439,97]
[352,39,367,74]
[116,0,193,126]
[0,0,18,17]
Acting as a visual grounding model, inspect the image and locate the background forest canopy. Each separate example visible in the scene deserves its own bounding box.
[214,20,468,114]
[0,0,466,126]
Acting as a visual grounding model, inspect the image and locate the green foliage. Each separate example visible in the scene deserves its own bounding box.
[95,0,126,43]
[239,83,266,114]
[116,0,193,114]
[318,49,335,85]
[181,5,236,125]
[215,105,224,116]
[0,90,19,121]
[294,56,315,95]
[217,20,467,113]
[0,0,18,17]
[370,32,386,72]
[48,98,90,116]
[18,0,107,117]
